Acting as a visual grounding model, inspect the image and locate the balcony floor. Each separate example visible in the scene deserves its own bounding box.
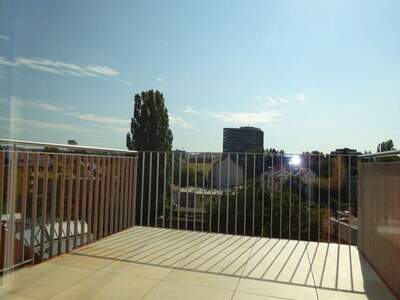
[0,226,395,300]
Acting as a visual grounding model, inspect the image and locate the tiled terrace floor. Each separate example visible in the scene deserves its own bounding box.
[0,226,395,300]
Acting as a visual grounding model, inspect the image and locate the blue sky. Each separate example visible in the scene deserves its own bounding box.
[0,0,399,153]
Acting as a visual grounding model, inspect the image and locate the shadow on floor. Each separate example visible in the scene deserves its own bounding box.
[71,226,394,298]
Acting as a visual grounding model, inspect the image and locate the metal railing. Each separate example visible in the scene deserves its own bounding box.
[0,139,137,154]
[134,151,358,245]
[0,139,138,273]
[0,141,362,273]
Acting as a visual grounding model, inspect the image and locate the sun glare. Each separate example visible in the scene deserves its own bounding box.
[289,155,301,166]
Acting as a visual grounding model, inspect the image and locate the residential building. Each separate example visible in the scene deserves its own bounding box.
[223,126,264,153]
[212,155,245,189]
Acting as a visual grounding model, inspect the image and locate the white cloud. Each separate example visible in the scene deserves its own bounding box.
[256,94,307,105]
[67,112,129,126]
[183,106,200,115]
[256,96,280,106]
[278,97,289,103]
[10,97,64,113]
[156,77,164,83]
[114,78,133,86]
[205,110,281,125]
[0,35,9,41]
[169,113,194,130]
[3,97,129,134]
[267,97,277,105]
[297,94,306,102]
[0,56,120,79]
[85,65,119,77]
[0,56,15,67]
[3,96,199,134]
[14,57,119,77]
[0,116,97,135]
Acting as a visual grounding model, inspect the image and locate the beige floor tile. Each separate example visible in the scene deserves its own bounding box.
[308,246,382,285]
[50,270,159,300]
[168,234,230,268]
[47,253,113,271]
[237,278,318,299]
[0,263,94,300]
[194,237,257,274]
[84,229,184,259]
[177,235,244,269]
[316,287,396,300]
[150,233,223,267]
[102,260,172,280]
[244,240,310,280]
[137,233,211,266]
[1,228,394,300]
[77,227,152,252]
[232,291,288,300]
[116,231,195,262]
[164,269,240,290]
[0,290,34,300]
[315,275,394,294]
[142,281,234,300]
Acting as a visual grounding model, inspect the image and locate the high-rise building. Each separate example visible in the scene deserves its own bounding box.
[223,126,264,152]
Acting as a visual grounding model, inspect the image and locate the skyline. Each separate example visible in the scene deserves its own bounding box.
[0,0,399,153]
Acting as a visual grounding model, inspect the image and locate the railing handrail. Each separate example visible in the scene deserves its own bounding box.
[0,138,137,154]
[358,150,400,158]
[133,150,361,156]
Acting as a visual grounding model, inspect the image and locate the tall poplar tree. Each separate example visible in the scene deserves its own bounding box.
[126,90,173,226]
[126,90,173,151]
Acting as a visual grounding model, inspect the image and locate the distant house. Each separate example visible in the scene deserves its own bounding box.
[260,166,318,200]
[171,185,221,224]
[212,155,244,189]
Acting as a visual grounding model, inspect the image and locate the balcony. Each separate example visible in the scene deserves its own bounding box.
[0,140,398,299]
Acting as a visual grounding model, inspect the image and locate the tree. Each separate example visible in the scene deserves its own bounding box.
[126,90,173,151]
[127,90,173,226]
[205,177,325,241]
[377,139,394,152]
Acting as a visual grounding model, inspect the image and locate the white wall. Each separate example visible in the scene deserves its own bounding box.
[212,157,244,189]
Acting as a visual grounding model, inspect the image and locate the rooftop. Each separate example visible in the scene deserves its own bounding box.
[0,226,394,300]
[0,140,398,299]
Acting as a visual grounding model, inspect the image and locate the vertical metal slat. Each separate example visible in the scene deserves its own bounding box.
[49,155,58,258]
[109,157,116,234]
[104,157,111,236]
[131,156,138,226]
[40,154,49,260]
[58,155,66,254]
[20,153,29,262]
[155,152,160,227]
[123,157,130,229]
[99,156,106,239]
[31,153,39,263]
[169,152,174,229]
[147,153,152,227]
[119,158,126,231]
[87,156,93,244]
[80,156,88,246]
[218,153,222,234]
[252,154,256,236]
[162,153,167,228]
[185,153,189,231]
[114,157,121,232]
[73,156,81,249]
[92,157,100,241]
